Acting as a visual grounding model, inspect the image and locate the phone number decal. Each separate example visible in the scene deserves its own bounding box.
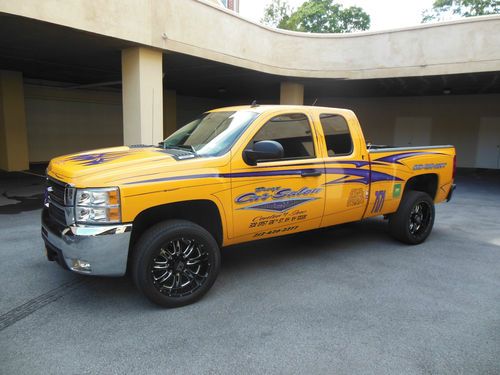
[253,226,299,238]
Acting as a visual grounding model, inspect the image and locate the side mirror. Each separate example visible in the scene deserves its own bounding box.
[243,140,284,166]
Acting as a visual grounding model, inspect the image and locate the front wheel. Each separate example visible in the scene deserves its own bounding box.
[132,220,221,307]
[388,191,435,245]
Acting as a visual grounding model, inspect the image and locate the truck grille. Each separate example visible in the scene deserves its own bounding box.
[47,178,66,206]
[48,203,67,225]
[47,178,70,225]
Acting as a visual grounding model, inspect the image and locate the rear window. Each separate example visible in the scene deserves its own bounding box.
[319,114,353,156]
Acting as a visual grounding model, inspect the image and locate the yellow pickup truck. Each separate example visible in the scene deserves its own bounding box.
[42,105,456,307]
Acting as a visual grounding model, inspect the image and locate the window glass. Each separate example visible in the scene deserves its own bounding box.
[250,113,315,160]
[319,114,353,156]
[162,111,259,157]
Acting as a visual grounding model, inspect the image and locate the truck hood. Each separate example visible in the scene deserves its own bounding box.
[47,146,197,187]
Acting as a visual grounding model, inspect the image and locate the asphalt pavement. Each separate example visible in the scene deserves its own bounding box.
[0,170,499,374]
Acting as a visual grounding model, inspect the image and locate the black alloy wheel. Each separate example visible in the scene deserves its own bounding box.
[132,220,220,307]
[408,201,432,237]
[389,191,435,244]
[150,237,211,298]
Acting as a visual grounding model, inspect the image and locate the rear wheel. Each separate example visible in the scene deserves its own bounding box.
[389,191,435,245]
[132,220,220,307]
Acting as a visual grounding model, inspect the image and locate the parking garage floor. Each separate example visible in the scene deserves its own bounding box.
[0,170,499,375]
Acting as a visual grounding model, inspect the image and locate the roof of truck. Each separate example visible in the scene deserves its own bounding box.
[208,105,353,114]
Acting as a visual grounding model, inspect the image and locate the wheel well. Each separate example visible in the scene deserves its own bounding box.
[404,174,438,200]
[129,200,223,250]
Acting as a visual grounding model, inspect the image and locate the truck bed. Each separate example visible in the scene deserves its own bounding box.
[364,144,456,216]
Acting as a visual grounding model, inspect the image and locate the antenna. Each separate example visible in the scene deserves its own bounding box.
[250,100,258,107]
[312,98,318,106]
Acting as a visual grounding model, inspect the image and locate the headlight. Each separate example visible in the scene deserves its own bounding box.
[75,188,121,224]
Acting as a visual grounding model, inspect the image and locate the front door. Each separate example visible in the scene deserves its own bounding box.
[230,112,326,241]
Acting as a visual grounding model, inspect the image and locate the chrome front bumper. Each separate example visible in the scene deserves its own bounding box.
[41,208,132,276]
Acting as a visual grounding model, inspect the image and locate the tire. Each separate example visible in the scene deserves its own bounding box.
[388,191,435,245]
[132,220,221,308]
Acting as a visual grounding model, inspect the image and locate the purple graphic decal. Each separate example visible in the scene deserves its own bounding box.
[374,152,442,165]
[249,160,374,169]
[123,173,220,185]
[68,151,130,166]
[236,186,321,205]
[326,160,371,168]
[124,165,402,186]
[325,168,402,185]
[371,190,386,213]
[325,175,351,185]
[371,170,403,183]
[228,169,319,178]
[124,169,322,185]
[239,198,318,213]
[235,186,321,212]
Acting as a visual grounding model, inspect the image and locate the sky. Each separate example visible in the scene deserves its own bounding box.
[239,0,438,31]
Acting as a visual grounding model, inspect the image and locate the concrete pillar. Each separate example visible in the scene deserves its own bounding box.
[280,81,304,105]
[163,89,177,138]
[0,71,29,171]
[122,47,163,145]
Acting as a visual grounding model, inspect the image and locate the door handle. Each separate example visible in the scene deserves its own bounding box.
[301,169,322,177]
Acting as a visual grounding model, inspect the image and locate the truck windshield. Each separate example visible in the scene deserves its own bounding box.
[161,111,259,157]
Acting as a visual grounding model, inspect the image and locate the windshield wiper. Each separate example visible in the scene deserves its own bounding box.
[173,144,197,153]
[160,142,197,154]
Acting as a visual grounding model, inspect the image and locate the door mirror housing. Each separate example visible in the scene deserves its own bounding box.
[243,140,284,166]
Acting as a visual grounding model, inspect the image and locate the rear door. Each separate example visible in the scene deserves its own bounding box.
[230,111,326,241]
[315,111,370,227]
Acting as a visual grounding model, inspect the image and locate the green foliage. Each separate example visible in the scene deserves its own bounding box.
[262,0,370,33]
[422,0,500,22]
[261,0,292,28]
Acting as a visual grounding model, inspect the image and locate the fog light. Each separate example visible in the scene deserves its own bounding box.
[70,259,92,272]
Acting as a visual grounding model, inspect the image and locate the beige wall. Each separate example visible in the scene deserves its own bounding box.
[1,0,499,79]
[280,82,304,105]
[318,94,500,168]
[122,47,164,145]
[24,86,123,162]
[0,71,29,171]
[23,86,238,162]
[176,95,239,127]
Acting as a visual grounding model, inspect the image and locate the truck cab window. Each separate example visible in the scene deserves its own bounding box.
[250,113,315,160]
[319,114,353,156]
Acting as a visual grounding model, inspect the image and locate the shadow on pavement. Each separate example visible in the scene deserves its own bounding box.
[0,192,45,214]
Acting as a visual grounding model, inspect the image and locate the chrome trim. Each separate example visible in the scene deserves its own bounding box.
[42,208,132,276]
[47,198,75,225]
[65,187,76,206]
[47,176,74,188]
[65,223,132,237]
[47,177,75,205]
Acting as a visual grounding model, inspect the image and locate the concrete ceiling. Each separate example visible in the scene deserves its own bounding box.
[1,14,500,100]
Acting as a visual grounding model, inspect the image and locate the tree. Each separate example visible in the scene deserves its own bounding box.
[261,0,292,28]
[261,0,370,33]
[422,0,500,23]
